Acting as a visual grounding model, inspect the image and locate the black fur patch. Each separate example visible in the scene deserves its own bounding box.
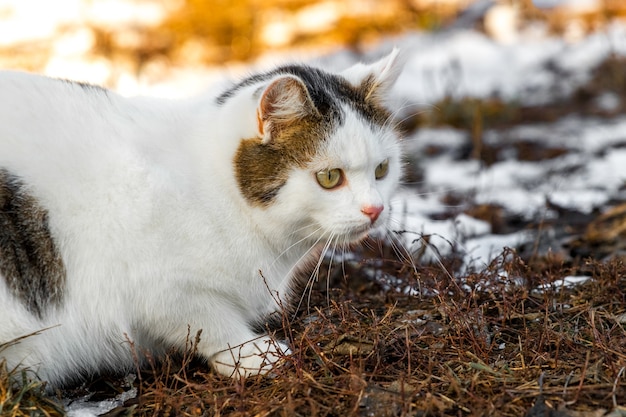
[216,65,391,127]
[0,169,66,318]
[62,78,110,95]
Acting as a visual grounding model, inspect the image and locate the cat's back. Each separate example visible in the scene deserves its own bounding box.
[0,71,128,161]
[0,71,190,186]
[0,70,189,129]
[0,70,119,126]
[0,70,200,236]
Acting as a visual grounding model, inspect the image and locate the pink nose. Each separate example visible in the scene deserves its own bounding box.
[361,205,384,223]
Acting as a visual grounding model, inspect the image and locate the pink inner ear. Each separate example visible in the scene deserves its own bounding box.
[259,77,302,121]
[257,80,285,142]
[259,82,280,119]
[256,108,265,137]
[256,76,318,143]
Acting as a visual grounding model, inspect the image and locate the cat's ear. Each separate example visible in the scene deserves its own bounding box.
[342,48,404,102]
[257,75,318,144]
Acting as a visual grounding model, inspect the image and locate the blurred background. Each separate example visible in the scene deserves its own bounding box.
[1,0,625,96]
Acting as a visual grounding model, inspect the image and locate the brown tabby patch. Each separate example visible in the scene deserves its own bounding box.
[0,169,66,318]
[235,115,326,206]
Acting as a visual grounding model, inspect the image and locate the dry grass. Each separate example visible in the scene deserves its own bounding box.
[43,248,624,417]
[0,361,64,417]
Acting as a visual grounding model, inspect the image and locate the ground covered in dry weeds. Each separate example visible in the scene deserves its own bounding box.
[47,246,625,417]
[2,41,626,417]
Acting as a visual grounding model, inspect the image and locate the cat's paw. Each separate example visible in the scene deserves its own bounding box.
[211,336,290,379]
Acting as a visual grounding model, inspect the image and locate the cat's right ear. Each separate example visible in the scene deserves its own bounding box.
[257,75,318,144]
[341,48,405,103]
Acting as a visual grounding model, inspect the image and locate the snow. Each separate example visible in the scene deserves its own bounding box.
[463,231,533,271]
[368,23,626,278]
[65,387,137,416]
[534,275,592,292]
[394,111,625,263]
[401,117,624,219]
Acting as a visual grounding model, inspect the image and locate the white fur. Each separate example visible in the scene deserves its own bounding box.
[0,52,402,386]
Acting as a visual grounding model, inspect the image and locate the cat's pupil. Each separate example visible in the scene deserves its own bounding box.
[316,168,343,189]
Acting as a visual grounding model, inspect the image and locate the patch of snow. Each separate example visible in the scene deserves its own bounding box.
[66,386,137,417]
[385,22,626,109]
[594,92,621,112]
[549,189,611,214]
[534,275,592,292]
[462,231,532,272]
[454,213,491,237]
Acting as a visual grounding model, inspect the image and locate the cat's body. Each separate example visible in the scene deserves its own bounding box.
[0,51,402,387]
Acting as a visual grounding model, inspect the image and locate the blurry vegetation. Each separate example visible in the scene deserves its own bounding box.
[123,0,462,65]
[86,0,626,67]
[163,0,260,63]
[4,0,626,81]
[0,0,468,78]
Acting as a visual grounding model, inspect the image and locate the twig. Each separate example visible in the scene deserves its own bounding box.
[613,366,625,409]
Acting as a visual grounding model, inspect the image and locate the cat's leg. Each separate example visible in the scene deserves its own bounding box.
[151,292,290,378]
[210,334,290,379]
[174,309,290,379]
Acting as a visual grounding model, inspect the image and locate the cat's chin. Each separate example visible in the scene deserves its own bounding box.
[311,226,371,248]
[343,224,376,244]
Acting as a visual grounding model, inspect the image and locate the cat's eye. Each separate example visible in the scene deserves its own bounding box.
[316,168,344,189]
[375,159,389,180]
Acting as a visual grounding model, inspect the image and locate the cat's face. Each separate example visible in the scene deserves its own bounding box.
[278,115,401,245]
[232,50,402,246]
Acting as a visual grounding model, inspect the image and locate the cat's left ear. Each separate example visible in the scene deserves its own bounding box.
[256,75,319,144]
[342,48,404,102]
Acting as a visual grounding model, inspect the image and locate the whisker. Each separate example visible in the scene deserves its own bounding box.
[385,226,419,275]
[286,223,320,238]
[326,234,345,304]
[293,232,334,317]
[381,99,414,130]
[310,233,335,301]
[271,225,323,269]
[411,232,456,282]
[287,229,326,273]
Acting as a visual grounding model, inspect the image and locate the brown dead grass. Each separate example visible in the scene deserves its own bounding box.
[3,248,625,416]
[90,248,625,417]
[0,362,64,417]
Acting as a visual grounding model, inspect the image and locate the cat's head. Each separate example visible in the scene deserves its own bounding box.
[231,50,403,246]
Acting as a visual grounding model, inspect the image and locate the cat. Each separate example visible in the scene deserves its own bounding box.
[0,49,403,388]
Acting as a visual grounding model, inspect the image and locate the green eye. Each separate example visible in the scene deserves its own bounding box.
[316,168,344,189]
[375,159,389,180]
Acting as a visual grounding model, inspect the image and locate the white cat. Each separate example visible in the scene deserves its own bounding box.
[0,50,403,387]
